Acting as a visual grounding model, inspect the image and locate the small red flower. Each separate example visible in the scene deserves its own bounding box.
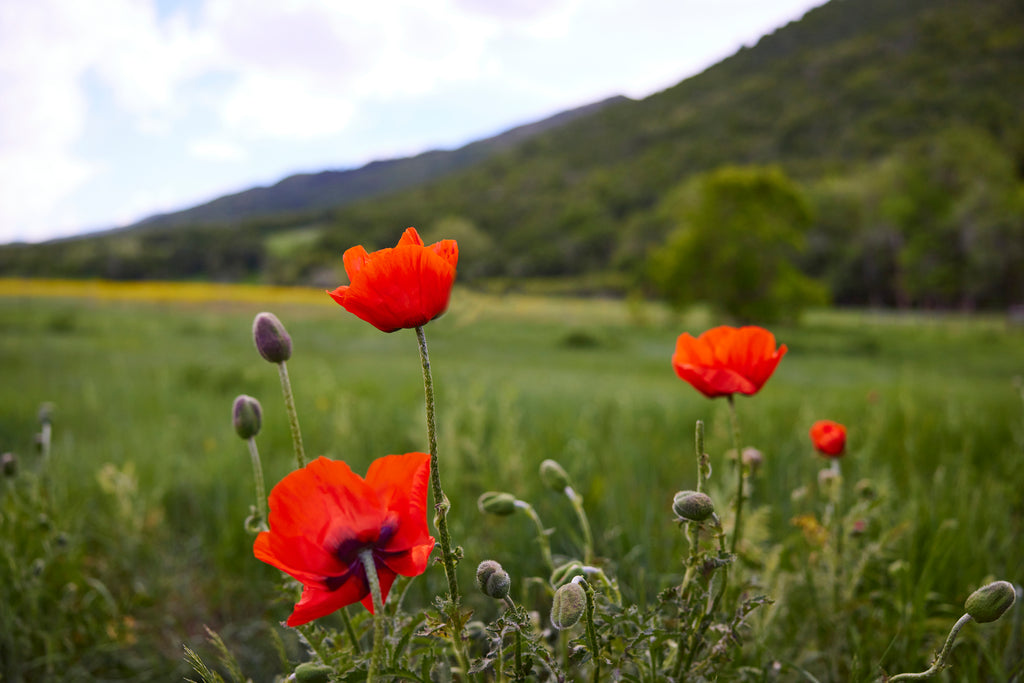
[810,420,847,457]
[328,227,458,332]
[672,326,787,398]
[254,453,435,626]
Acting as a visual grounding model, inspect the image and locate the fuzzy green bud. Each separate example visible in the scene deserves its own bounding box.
[476,560,511,599]
[672,490,715,522]
[965,580,1016,623]
[477,491,518,516]
[294,661,333,683]
[550,581,586,629]
[550,560,586,587]
[38,402,54,425]
[252,312,292,363]
[539,459,571,492]
[232,395,262,440]
[1,452,16,478]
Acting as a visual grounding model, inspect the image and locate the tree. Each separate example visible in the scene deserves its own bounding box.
[649,166,826,322]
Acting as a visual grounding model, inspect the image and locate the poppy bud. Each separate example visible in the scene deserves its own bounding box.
[252,312,292,363]
[38,402,54,426]
[672,490,715,522]
[294,661,333,683]
[742,447,763,470]
[476,560,511,600]
[232,395,262,440]
[539,459,571,492]
[1,452,16,478]
[550,581,586,629]
[477,491,518,516]
[550,561,585,587]
[964,580,1016,623]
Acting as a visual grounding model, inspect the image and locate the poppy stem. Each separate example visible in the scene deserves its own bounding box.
[726,395,744,556]
[245,436,268,532]
[514,500,554,574]
[415,326,461,604]
[886,613,973,681]
[415,325,472,677]
[359,549,386,682]
[276,361,306,468]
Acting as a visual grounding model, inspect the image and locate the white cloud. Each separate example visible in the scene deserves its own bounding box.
[0,0,824,243]
[188,137,247,162]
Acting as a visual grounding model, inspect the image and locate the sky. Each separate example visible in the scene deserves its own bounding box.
[0,0,824,244]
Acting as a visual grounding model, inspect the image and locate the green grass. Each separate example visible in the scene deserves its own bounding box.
[1,289,1022,681]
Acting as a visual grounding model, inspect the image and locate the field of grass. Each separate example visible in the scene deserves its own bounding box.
[1,279,1022,681]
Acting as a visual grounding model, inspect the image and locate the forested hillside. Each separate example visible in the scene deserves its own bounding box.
[3,0,1022,311]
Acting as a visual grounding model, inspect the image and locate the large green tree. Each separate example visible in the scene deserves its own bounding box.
[649,166,826,323]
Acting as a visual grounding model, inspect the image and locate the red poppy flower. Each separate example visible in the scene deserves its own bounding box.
[254,453,435,626]
[672,326,787,398]
[328,227,459,333]
[810,420,847,457]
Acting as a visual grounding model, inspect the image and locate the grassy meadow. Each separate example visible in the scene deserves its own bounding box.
[1,279,1022,681]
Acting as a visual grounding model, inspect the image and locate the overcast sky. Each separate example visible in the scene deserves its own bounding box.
[0,0,823,244]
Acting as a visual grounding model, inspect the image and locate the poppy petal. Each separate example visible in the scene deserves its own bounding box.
[672,326,785,398]
[360,564,398,613]
[365,453,433,553]
[285,577,369,627]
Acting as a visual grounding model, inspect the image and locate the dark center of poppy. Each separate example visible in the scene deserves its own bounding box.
[323,513,399,591]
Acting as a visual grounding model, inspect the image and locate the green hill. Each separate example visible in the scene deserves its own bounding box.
[4,0,1023,308]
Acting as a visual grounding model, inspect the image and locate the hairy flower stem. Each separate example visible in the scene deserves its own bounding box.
[502,597,525,681]
[360,550,386,682]
[566,487,595,565]
[515,500,554,574]
[680,422,708,596]
[579,579,600,683]
[245,437,268,531]
[276,361,306,468]
[887,614,974,681]
[727,396,745,556]
[415,326,460,603]
[415,326,472,678]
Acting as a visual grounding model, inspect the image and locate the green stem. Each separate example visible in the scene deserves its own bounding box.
[359,550,386,682]
[339,607,362,654]
[579,579,600,683]
[503,597,525,681]
[415,326,471,679]
[515,500,554,574]
[415,326,460,604]
[566,487,594,565]
[246,437,268,531]
[727,396,744,556]
[276,361,306,468]
[887,614,973,681]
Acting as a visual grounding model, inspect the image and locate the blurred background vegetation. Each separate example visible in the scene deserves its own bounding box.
[2,0,1023,321]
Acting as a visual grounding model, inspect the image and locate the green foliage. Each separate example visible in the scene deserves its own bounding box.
[2,293,1023,680]
[648,166,827,322]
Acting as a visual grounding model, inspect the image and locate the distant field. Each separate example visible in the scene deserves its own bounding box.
[1,279,1022,681]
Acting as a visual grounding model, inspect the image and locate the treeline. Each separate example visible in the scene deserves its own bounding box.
[2,0,1023,315]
